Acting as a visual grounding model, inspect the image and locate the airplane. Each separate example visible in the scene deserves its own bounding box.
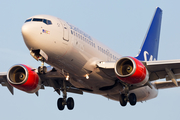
[1,7,180,111]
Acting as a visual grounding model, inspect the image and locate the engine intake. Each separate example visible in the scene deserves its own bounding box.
[116,58,135,77]
[8,65,27,84]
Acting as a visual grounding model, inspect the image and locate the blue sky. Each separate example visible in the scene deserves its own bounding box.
[0,0,180,120]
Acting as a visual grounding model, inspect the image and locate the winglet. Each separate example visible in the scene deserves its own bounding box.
[135,7,162,61]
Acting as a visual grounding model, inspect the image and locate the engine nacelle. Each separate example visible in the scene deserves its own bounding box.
[115,56,149,86]
[7,64,41,93]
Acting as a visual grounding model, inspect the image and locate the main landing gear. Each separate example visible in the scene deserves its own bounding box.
[38,61,74,111]
[57,97,74,110]
[119,93,137,106]
[119,85,137,106]
[57,79,74,111]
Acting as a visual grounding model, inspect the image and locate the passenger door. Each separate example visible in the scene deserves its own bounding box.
[63,24,69,41]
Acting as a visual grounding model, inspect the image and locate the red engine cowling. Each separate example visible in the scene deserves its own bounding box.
[7,64,41,93]
[114,56,149,86]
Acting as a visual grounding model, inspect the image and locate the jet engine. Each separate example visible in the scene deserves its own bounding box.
[114,56,149,86]
[7,64,41,93]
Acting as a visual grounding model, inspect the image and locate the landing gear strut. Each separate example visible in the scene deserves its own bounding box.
[38,61,47,74]
[57,80,74,111]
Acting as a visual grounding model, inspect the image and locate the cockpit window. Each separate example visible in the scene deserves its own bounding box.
[25,18,52,25]
[33,18,43,22]
[43,19,52,25]
[25,18,32,23]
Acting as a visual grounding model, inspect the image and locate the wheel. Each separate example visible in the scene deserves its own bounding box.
[38,66,47,74]
[38,67,43,74]
[119,94,127,106]
[43,66,47,73]
[67,97,74,110]
[57,98,65,110]
[128,93,137,106]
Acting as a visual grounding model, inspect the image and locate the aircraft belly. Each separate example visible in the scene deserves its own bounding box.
[70,71,122,95]
[129,85,158,102]
[102,85,158,102]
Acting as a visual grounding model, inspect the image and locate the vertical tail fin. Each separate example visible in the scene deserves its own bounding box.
[135,7,162,61]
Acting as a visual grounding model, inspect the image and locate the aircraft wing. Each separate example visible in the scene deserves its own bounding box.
[0,69,83,95]
[142,60,180,81]
[38,70,83,95]
[97,59,180,85]
[0,72,14,94]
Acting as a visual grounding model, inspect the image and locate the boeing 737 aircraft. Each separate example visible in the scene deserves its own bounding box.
[1,7,180,111]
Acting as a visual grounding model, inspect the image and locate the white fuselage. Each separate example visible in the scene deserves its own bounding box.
[22,15,158,102]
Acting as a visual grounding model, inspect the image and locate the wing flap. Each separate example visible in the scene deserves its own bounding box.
[153,81,180,89]
[67,88,83,94]
[149,71,167,80]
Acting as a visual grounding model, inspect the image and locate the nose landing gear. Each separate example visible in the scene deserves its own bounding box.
[38,61,47,74]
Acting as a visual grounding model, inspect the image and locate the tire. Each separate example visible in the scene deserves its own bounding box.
[128,93,137,106]
[43,66,47,74]
[38,66,47,74]
[67,97,74,110]
[57,98,65,110]
[119,94,127,106]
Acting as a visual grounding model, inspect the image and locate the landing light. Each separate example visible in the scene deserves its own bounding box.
[85,74,89,79]
[66,75,69,80]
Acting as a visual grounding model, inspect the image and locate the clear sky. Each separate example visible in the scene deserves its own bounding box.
[0,0,180,120]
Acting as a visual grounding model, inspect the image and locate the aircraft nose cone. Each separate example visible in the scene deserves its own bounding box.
[21,23,40,50]
[21,24,29,39]
[22,24,33,49]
